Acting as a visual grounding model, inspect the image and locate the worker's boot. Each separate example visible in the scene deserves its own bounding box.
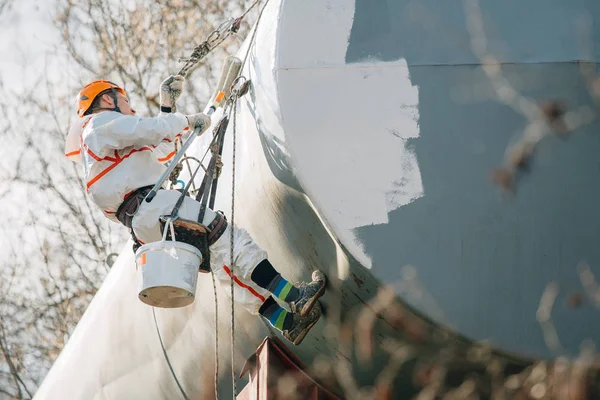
[283,302,322,345]
[289,270,326,317]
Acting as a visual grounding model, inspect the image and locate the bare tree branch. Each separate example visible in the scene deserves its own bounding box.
[0,0,255,396]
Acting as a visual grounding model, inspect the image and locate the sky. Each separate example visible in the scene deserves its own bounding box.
[0,0,60,93]
[0,0,61,255]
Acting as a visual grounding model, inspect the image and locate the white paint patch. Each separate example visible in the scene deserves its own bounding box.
[275,1,423,267]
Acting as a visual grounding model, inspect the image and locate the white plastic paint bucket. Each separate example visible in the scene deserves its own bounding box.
[135,219,203,308]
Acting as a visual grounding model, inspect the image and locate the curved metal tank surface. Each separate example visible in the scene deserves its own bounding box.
[272,0,600,359]
[35,0,600,399]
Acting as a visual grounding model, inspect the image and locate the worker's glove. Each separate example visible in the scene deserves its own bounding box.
[160,75,185,110]
[185,113,211,134]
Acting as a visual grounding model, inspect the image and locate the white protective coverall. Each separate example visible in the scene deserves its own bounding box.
[65,111,270,314]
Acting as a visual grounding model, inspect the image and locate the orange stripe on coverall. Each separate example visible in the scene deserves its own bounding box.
[65,149,81,157]
[86,147,152,190]
[85,133,185,190]
[156,133,184,162]
[157,151,176,163]
[222,266,266,303]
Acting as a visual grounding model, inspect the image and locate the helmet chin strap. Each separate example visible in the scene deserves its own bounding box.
[91,88,122,114]
[110,87,121,113]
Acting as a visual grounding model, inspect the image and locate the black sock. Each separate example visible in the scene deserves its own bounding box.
[250,259,279,289]
[258,296,293,331]
[251,259,300,302]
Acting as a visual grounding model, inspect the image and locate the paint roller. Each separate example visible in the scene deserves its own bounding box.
[205,55,242,116]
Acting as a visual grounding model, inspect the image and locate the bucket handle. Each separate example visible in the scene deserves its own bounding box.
[162,217,176,242]
[136,218,176,271]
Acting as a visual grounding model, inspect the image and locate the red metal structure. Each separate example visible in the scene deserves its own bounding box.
[237,337,342,400]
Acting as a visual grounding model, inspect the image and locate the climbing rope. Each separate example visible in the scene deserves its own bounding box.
[210,3,274,391]
[230,97,238,397]
[239,0,263,21]
[177,19,240,78]
[152,308,191,400]
[237,0,277,345]
[210,270,220,400]
[226,0,272,396]
[240,0,272,70]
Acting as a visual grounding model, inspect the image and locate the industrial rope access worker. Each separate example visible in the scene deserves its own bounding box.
[65,76,326,345]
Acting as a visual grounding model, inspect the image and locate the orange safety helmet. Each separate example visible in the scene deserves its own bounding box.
[76,80,127,117]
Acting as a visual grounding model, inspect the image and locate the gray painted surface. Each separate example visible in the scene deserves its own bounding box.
[343,0,600,358]
[346,0,600,65]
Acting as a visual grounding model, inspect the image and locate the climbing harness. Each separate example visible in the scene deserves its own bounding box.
[116,185,154,229]
[115,185,155,252]
[194,114,229,209]
[154,89,237,273]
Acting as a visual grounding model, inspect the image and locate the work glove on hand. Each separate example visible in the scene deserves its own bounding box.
[185,113,211,134]
[160,75,185,111]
